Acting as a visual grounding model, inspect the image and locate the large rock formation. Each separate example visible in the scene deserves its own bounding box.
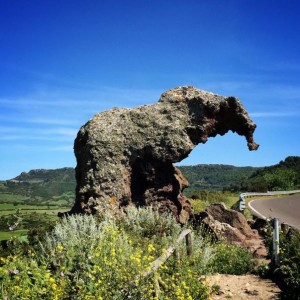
[67,86,259,223]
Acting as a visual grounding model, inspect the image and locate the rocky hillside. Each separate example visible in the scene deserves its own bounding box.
[2,168,76,203]
[12,167,75,183]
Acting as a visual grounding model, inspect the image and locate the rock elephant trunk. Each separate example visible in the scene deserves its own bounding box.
[195,96,259,151]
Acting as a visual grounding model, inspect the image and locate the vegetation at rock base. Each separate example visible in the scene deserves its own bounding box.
[0,156,299,298]
[0,206,255,299]
[207,243,254,275]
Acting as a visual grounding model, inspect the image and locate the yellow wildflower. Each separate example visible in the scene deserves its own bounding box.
[56,244,64,252]
[148,244,155,252]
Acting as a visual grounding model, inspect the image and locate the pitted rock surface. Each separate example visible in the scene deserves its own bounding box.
[68,86,259,223]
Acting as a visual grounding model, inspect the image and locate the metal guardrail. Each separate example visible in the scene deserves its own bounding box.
[239,190,300,217]
[239,190,300,266]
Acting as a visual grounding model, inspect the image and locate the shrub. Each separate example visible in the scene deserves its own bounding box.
[208,243,255,275]
[119,206,182,244]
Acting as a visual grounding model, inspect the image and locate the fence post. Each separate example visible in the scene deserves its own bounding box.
[273,218,280,266]
[153,272,161,298]
[173,248,180,261]
[185,232,192,256]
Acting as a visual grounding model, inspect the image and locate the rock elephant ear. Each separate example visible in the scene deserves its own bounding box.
[63,86,259,224]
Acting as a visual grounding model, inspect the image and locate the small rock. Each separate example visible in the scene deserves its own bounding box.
[245,289,259,296]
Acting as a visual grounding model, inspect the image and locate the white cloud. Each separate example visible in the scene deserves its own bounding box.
[45,128,77,136]
[45,145,73,152]
[25,117,76,126]
[0,125,77,141]
[0,85,158,107]
[250,111,300,118]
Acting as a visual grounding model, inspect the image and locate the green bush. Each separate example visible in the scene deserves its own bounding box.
[119,206,182,242]
[208,243,255,275]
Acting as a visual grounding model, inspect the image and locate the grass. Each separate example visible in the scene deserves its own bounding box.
[0,193,29,203]
[0,189,72,241]
[0,203,71,240]
[0,203,65,210]
[0,190,74,206]
[0,229,28,241]
[0,207,70,216]
[190,191,238,213]
[0,210,65,216]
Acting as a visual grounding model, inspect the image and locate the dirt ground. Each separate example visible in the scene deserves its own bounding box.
[206,274,281,300]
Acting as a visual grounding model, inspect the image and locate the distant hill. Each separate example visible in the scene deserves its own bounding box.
[1,156,299,203]
[250,156,300,179]
[178,164,259,196]
[11,167,75,183]
[246,156,300,192]
[1,168,76,205]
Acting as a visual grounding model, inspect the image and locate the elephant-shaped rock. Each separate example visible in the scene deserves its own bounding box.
[68,86,259,223]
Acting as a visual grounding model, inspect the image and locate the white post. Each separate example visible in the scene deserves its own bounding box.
[239,195,245,212]
[273,218,280,266]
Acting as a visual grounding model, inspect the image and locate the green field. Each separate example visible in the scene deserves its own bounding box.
[0,179,73,241]
[0,229,28,241]
[0,193,29,202]
[0,203,60,210]
[0,207,70,216]
[0,197,71,241]
[0,202,70,210]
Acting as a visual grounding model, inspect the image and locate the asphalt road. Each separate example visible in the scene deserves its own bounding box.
[249,194,300,230]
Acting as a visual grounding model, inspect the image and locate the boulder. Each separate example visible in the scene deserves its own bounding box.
[194,210,248,243]
[206,203,255,238]
[193,203,267,258]
[65,86,259,223]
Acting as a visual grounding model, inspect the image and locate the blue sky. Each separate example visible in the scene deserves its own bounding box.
[0,0,299,180]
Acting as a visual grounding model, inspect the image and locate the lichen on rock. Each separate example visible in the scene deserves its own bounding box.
[66,86,259,223]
